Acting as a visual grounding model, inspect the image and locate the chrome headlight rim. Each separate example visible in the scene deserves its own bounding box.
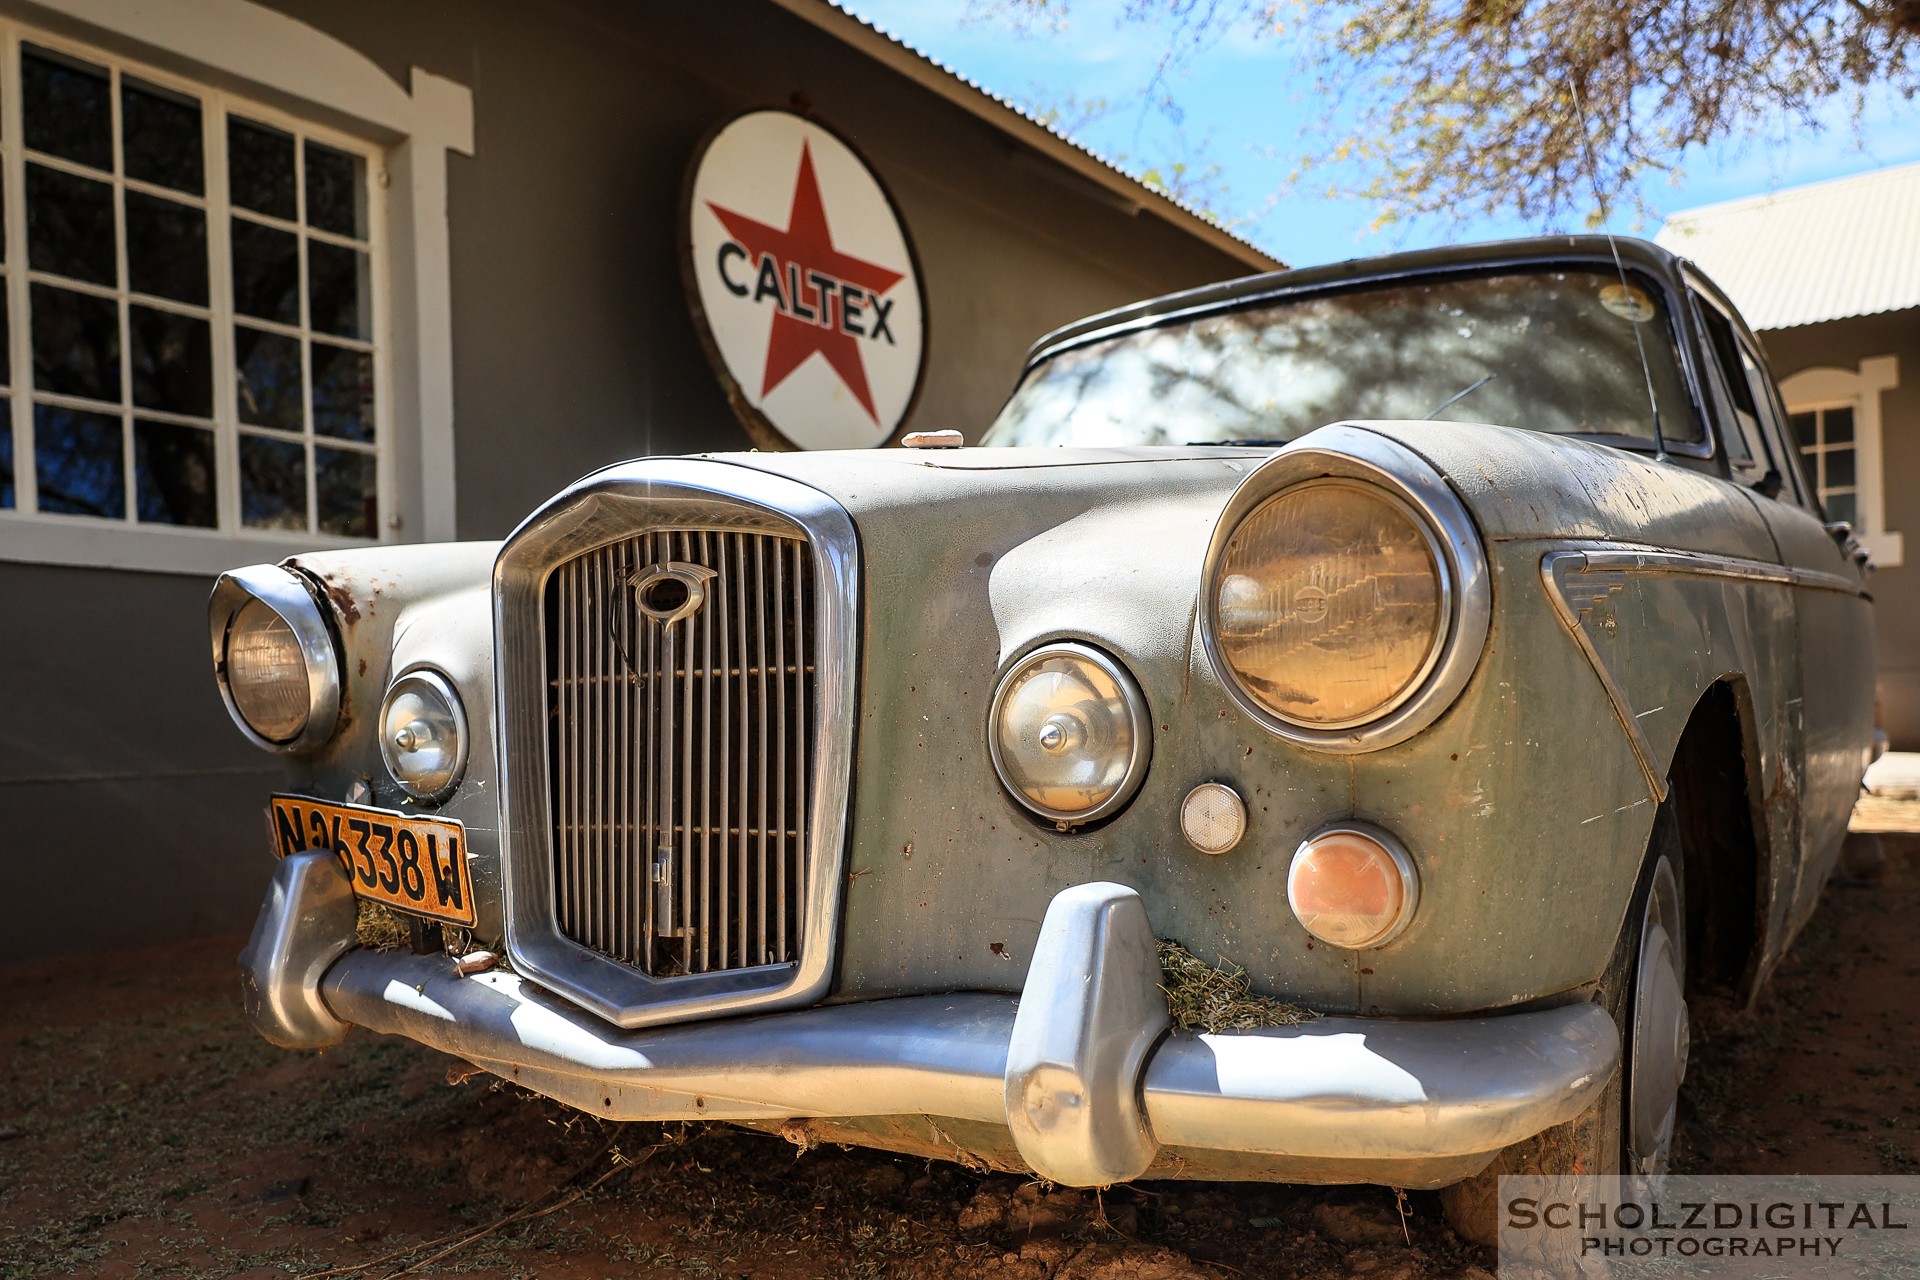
[379,666,469,803]
[988,640,1153,827]
[208,564,342,753]
[1200,425,1491,754]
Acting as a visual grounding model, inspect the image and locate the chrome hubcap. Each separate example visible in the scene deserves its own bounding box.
[1628,856,1689,1173]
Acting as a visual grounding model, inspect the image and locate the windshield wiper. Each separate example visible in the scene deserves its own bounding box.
[1185,438,1291,447]
[1423,373,1498,421]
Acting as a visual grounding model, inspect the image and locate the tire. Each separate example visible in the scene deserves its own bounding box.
[1439,802,1691,1246]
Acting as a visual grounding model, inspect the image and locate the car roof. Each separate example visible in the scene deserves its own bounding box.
[1020,234,1695,373]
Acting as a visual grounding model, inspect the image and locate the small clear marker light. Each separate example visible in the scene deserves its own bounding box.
[1180,782,1247,855]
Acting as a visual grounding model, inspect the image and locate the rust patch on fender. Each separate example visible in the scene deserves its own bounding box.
[323,581,362,625]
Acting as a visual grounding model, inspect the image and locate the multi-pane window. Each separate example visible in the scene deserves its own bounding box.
[1790,405,1858,527]
[0,30,382,538]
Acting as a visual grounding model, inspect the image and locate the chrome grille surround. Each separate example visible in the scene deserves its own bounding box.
[494,460,858,1029]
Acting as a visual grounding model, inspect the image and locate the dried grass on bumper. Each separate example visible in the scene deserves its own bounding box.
[1157,939,1315,1033]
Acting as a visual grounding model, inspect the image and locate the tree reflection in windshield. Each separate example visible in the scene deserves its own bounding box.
[983,270,1702,449]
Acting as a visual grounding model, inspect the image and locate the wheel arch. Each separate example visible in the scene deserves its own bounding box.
[1665,676,1774,1004]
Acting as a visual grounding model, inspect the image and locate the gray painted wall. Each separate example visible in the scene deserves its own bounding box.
[1761,309,1920,748]
[1,0,1259,960]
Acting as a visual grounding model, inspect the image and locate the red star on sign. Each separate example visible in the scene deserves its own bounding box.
[707,142,905,424]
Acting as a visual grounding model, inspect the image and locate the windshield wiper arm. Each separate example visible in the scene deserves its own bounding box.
[1423,373,1497,421]
[1185,438,1291,447]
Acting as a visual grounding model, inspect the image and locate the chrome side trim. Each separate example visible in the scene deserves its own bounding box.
[208,563,343,753]
[1540,551,1670,805]
[493,459,859,1030]
[1542,543,1866,805]
[238,848,357,1049]
[1563,544,1865,598]
[1198,424,1493,753]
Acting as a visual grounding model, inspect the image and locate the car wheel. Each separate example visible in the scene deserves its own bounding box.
[1438,802,1691,1244]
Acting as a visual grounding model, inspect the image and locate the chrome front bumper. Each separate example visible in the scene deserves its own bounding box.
[242,849,1619,1189]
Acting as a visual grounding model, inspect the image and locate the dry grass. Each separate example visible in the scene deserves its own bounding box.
[353,900,411,952]
[1157,939,1316,1033]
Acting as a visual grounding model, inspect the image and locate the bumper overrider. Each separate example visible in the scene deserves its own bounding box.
[242,849,1618,1189]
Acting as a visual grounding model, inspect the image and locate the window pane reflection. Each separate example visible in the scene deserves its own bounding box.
[23,46,111,171]
[311,342,372,441]
[305,141,366,239]
[231,218,299,324]
[122,78,205,195]
[235,326,303,432]
[241,433,305,529]
[27,164,116,285]
[126,192,208,305]
[0,399,13,509]
[31,284,121,403]
[135,420,216,526]
[316,445,375,537]
[307,241,368,339]
[34,403,123,518]
[130,306,213,417]
[228,118,296,220]
[1826,448,1857,490]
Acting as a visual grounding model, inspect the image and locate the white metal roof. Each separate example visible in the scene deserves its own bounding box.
[770,0,1283,272]
[1656,161,1920,331]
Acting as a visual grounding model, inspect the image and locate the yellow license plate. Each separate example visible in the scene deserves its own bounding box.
[269,795,477,928]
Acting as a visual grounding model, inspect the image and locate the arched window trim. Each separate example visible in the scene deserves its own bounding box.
[0,0,472,574]
[1782,355,1901,568]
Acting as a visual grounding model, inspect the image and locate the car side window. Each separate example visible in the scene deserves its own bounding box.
[1693,295,1770,479]
[1737,331,1817,510]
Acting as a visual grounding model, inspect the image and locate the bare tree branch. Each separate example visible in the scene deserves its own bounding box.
[967,0,1918,227]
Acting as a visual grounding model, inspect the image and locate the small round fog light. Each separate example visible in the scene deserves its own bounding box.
[1180,783,1246,855]
[989,642,1150,826]
[1287,823,1419,949]
[380,670,468,801]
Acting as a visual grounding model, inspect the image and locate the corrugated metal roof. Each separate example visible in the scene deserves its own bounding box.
[770,0,1282,270]
[1655,161,1920,331]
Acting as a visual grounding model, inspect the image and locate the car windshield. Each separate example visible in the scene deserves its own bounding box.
[982,268,1703,449]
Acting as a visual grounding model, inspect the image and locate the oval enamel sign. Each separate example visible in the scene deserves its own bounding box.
[683,109,926,451]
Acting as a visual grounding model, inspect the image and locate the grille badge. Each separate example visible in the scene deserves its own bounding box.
[629,561,718,625]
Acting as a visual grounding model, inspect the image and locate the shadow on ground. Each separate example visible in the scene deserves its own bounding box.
[3,837,1916,1279]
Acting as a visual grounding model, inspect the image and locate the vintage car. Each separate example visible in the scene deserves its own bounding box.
[212,236,1874,1239]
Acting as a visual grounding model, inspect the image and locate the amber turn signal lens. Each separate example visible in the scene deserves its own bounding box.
[1214,480,1444,729]
[1286,825,1419,949]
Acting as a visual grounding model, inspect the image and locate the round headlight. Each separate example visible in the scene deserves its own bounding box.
[1287,823,1420,949]
[989,643,1150,826]
[380,670,468,801]
[227,598,314,742]
[1214,479,1445,730]
[210,565,342,752]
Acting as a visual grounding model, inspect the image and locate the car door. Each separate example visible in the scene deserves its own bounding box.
[1690,280,1875,938]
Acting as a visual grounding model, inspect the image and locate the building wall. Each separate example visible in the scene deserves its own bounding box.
[1761,308,1920,747]
[0,0,1259,960]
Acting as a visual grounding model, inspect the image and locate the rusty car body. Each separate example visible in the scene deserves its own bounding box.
[211,236,1874,1228]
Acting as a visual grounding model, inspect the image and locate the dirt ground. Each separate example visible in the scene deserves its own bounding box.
[3,832,1917,1280]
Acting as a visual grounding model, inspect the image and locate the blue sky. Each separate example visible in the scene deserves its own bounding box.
[842,0,1920,267]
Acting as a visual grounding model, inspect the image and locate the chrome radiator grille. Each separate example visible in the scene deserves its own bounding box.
[545,530,815,977]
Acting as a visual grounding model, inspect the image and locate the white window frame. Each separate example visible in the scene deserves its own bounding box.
[0,0,471,575]
[1782,355,1901,568]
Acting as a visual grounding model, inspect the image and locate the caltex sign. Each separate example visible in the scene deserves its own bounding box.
[683,110,926,451]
